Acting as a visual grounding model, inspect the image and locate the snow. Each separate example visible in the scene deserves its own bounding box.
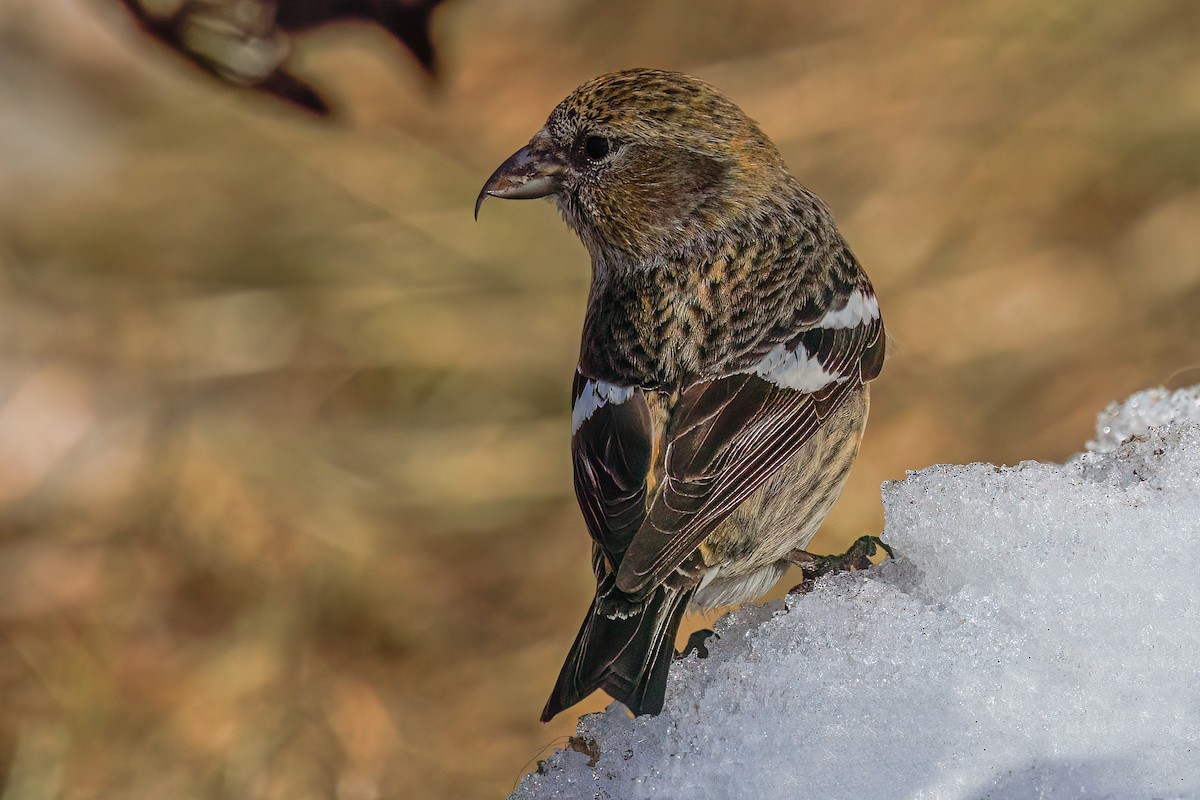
[1089,384,1200,452]
[512,386,1200,799]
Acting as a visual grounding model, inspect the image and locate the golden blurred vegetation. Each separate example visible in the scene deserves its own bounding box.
[2,0,1199,797]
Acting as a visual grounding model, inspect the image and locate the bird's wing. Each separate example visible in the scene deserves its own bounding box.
[570,370,654,572]
[614,280,885,598]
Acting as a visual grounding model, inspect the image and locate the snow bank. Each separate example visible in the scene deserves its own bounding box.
[513,387,1200,799]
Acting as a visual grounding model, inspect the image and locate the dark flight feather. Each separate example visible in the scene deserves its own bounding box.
[541,566,693,721]
[601,284,885,598]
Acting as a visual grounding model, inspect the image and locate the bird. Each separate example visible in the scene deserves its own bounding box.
[476,69,887,722]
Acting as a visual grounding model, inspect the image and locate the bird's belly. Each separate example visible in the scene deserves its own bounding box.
[690,385,869,609]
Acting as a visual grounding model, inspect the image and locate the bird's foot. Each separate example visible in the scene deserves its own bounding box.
[675,628,717,660]
[785,535,894,595]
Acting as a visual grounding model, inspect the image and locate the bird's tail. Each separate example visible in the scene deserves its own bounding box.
[541,578,694,722]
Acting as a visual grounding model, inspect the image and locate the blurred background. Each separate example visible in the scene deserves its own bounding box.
[2,0,1199,797]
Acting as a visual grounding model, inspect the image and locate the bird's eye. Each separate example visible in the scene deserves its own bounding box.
[584,135,611,160]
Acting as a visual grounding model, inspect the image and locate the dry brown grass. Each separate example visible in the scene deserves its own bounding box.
[2,0,1199,797]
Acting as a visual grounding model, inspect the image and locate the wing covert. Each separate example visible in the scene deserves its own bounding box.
[570,370,653,570]
[615,281,884,596]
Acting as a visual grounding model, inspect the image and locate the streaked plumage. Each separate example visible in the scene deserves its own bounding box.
[477,69,885,721]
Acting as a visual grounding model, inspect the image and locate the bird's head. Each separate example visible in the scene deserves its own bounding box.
[476,69,790,263]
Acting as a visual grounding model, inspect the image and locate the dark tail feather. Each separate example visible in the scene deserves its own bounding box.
[541,580,693,722]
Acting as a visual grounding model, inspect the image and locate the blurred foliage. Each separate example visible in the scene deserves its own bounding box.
[113,0,445,114]
[2,0,1200,797]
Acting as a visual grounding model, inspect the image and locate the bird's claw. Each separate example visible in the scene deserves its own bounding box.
[675,628,717,660]
[786,535,894,594]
